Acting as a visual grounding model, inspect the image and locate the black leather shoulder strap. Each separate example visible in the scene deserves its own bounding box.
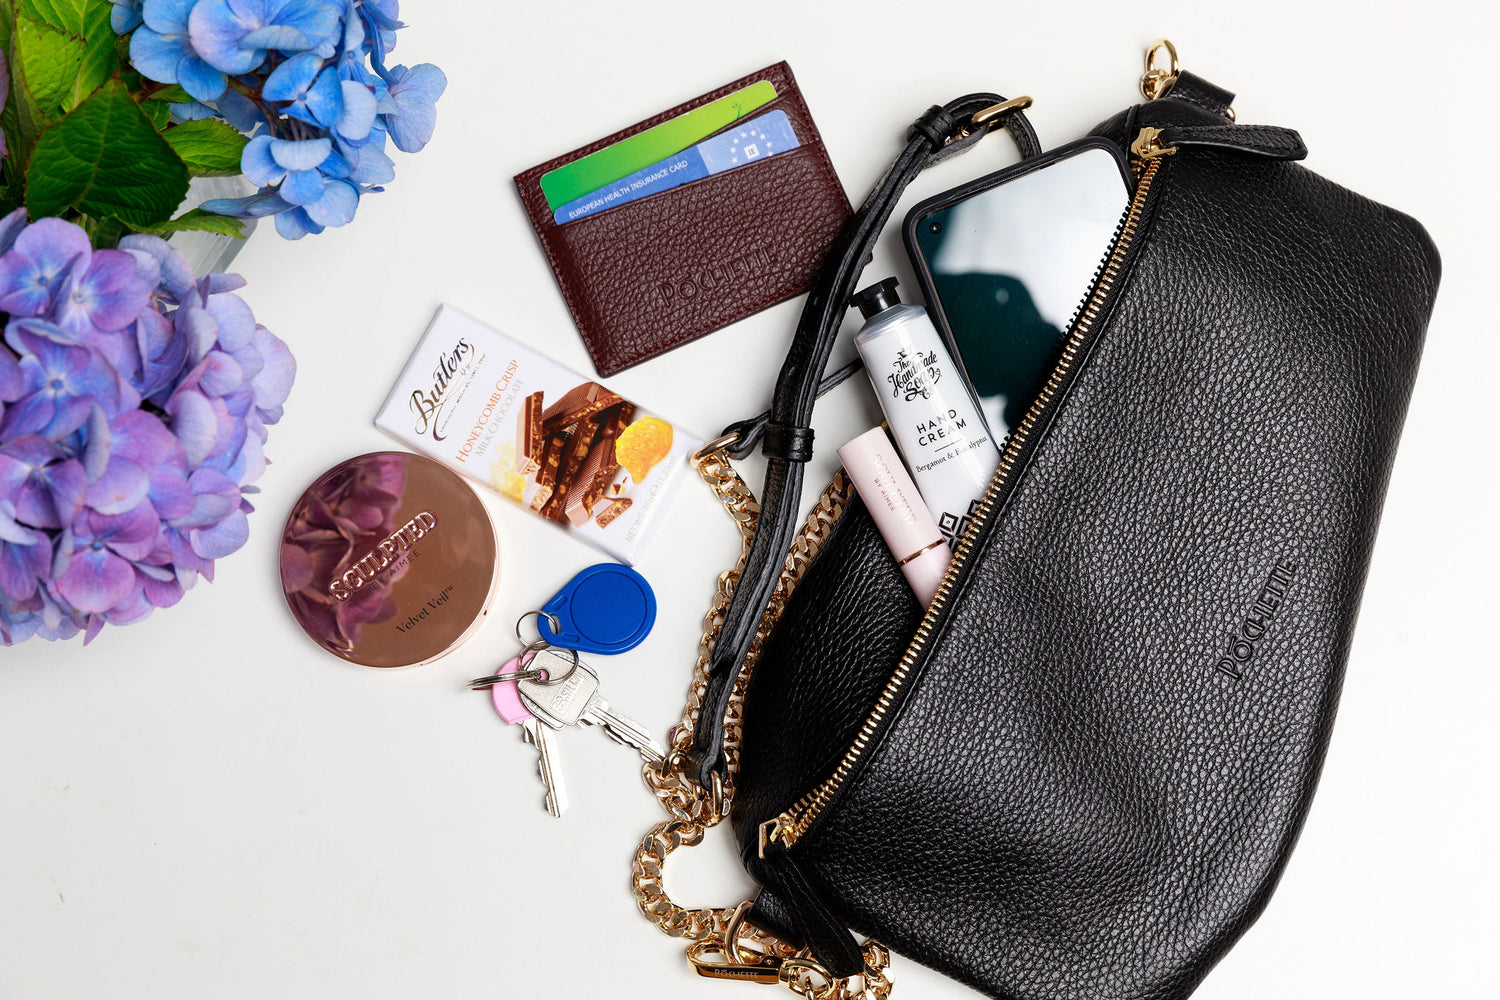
[688,95,1041,788]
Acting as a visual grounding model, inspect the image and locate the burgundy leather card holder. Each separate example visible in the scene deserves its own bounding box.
[515,62,851,377]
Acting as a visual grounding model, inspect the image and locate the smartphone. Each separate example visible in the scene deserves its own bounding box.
[904,139,1132,440]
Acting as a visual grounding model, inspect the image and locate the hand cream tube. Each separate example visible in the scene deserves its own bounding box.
[850,278,1000,545]
[837,428,952,606]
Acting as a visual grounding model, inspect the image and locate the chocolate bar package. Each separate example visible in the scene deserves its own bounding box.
[375,305,701,564]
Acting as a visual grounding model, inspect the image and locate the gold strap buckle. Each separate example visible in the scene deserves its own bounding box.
[958,95,1033,139]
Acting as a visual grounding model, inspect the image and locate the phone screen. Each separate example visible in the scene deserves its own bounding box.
[912,145,1131,439]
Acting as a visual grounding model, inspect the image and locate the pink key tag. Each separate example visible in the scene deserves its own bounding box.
[491,654,535,725]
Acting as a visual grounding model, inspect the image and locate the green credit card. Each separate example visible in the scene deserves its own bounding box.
[540,80,779,212]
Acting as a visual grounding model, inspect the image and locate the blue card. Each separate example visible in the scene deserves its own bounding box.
[553,110,801,225]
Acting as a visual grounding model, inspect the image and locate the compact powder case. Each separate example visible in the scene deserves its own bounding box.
[280,451,499,667]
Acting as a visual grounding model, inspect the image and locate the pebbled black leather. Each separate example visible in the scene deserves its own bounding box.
[726,83,1440,997]
[1161,124,1308,160]
[687,95,1042,789]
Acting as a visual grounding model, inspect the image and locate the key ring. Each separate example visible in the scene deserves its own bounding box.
[465,639,582,690]
[466,638,567,689]
[515,610,562,647]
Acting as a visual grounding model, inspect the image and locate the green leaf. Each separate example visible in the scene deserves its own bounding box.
[68,0,117,108]
[0,2,15,53]
[131,207,246,239]
[163,118,247,176]
[142,99,170,129]
[26,79,191,227]
[15,15,87,121]
[3,18,57,184]
[146,84,194,104]
[18,0,87,35]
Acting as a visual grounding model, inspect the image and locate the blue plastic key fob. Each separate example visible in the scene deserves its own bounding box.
[538,564,656,655]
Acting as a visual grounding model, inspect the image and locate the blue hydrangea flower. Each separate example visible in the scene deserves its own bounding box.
[109,0,146,34]
[241,134,333,205]
[109,0,442,240]
[380,62,445,153]
[188,0,342,74]
[130,0,229,101]
[261,52,341,126]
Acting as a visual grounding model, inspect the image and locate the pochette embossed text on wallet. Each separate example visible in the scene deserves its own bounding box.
[515,62,850,377]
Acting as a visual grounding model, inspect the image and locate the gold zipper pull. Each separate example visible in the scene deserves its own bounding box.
[758,816,790,858]
[1130,126,1178,161]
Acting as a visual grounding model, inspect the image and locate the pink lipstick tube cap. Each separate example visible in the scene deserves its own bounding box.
[837,428,953,606]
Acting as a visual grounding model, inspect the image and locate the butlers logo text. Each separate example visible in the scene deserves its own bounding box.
[409,338,476,441]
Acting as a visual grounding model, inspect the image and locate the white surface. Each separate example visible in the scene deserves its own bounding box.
[3,2,1496,997]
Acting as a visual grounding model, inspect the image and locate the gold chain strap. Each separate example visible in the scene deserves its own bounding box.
[631,438,891,1000]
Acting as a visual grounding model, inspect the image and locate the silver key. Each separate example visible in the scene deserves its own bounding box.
[519,718,568,818]
[518,659,667,763]
[489,648,571,817]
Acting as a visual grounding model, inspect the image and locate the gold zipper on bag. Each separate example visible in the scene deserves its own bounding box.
[759,132,1174,858]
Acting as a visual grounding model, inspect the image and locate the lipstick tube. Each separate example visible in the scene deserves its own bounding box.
[837,428,953,606]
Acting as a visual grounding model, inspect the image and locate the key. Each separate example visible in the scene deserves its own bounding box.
[536,563,656,656]
[518,653,667,763]
[490,653,569,818]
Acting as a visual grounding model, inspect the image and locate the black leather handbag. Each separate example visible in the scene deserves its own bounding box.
[632,45,1440,1000]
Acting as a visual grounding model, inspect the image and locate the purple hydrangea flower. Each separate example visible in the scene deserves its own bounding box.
[0,218,93,318]
[54,250,155,338]
[0,213,294,645]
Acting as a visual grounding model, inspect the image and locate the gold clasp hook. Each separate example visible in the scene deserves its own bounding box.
[957,95,1033,139]
[1140,38,1180,100]
[687,903,786,984]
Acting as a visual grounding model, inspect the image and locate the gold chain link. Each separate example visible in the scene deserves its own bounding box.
[631,441,890,999]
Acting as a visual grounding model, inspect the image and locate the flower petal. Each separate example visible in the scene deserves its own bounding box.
[382,62,445,153]
[347,143,394,185]
[200,190,293,220]
[142,0,194,34]
[197,350,244,396]
[301,179,357,227]
[279,167,326,206]
[273,208,321,239]
[240,134,285,187]
[56,544,136,614]
[249,326,295,410]
[86,457,150,515]
[335,79,377,140]
[187,0,263,74]
[177,55,228,102]
[190,507,248,558]
[128,25,190,84]
[0,207,29,258]
[167,389,218,466]
[269,136,332,171]
[261,50,323,100]
[204,292,256,352]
